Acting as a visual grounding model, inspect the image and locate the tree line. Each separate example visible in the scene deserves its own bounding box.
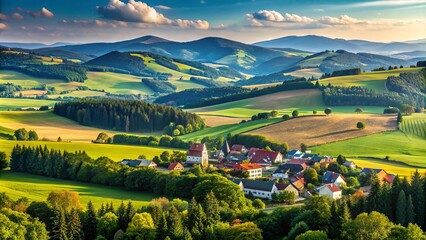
[0,51,87,82]
[53,99,205,133]
[142,78,177,94]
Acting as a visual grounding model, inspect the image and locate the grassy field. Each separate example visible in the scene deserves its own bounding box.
[348,157,425,177]
[318,68,421,92]
[0,111,128,142]
[247,114,397,149]
[286,68,323,79]
[200,115,249,127]
[179,118,282,141]
[0,139,181,161]
[189,89,386,118]
[0,171,159,208]
[400,114,426,138]
[311,131,426,168]
[0,98,57,110]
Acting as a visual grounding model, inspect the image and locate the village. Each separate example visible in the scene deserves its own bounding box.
[119,139,396,206]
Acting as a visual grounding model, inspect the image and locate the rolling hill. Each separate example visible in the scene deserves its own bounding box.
[255,35,426,54]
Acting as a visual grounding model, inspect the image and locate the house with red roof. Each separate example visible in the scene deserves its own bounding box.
[168,162,185,171]
[322,171,346,186]
[186,143,209,167]
[249,149,283,166]
[230,144,247,154]
[360,168,395,184]
[316,183,342,199]
[233,163,263,179]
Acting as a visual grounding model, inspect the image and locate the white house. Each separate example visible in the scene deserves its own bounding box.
[120,159,157,168]
[186,143,209,167]
[231,179,278,200]
[317,183,342,199]
[233,163,263,179]
[322,171,346,186]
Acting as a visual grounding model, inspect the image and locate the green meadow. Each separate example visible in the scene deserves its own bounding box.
[318,68,421,92]
[0,98,57,110]
[179,118,282,141]
[400,114,426,138]
[0,170,159,208]
[311,131,426,168]
[190,89,385,118]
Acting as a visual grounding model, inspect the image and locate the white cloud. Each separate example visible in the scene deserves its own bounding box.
[41,7,54,18]
[248,10,314,24]
[0,23,8,30]
[155,5,172,10]
[97,0,210,29]
[0,14,8,21]
[318,15,366,25]
[353,0,426,7]
[36,26,46,31]
[61,19,118,28]
[12,13,24,20]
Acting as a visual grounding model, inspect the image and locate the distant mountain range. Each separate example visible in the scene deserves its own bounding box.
[254,35,426,54]
[1,35,424,76]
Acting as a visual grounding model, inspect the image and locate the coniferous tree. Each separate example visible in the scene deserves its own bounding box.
[98,203,105,217]
[184,227,193,240]
[51,207,68,240]
[411,170,425,228]
[83,201,98,240]
[366,176,381,213]
[168,206,184,240]
[396,190,407,226]
[125,202,135,228]
[401,177,410,195]
[157,212,168,240]
[378,183,392,218]
[329,200,340,239]
[407,194,415,225]
[390,176,402,221]
[204,191,220,227]
[67,208,84,240]
[117,202,127,231]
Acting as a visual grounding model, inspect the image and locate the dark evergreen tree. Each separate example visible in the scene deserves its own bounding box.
[116,202,127,231]
[390,176,402,221]
[204,191,220,227]
[396,190,407,226]
[411,170,425,228]
[168,206,184,240]
[157,212,168,240]
[329,200,340,239]
[83,201,98,240]
[51,207,68,240]
[366,175,381,213]
[407,194,415,225]
[67,208,84,240]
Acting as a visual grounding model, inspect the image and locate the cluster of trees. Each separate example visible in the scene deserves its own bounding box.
[0,51,87,82]
[321,84,417,109]
[142,78,177,94]
[0,189,265,240]
[53,99,205,133]
[251,110,279,121]
[186,79,316,109]
[9,145,252,210]
[386,69,425,111]
[331,68,362,77]
[112,134,191,149]
[14,128,39,141]
[154,87,250,107]
[189,77,228,88]
[235,72,295,86]
[0,83,22,97]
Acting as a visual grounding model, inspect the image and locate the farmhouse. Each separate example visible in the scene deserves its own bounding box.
[343,161,356,169]
[120,159,157,168]
[286,149,302,159]
[233,163,263,179]
[250,149,283,166]
[316,183,342,199]
[322,171,346,186]
[168,162,185,171]
[231,179,278,200]
[275,182,299,196]
[230,144,247,154]
[360,168,395,184]
[186,143,209,167]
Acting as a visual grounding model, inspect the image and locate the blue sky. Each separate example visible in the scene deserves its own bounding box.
[0,0,425,43]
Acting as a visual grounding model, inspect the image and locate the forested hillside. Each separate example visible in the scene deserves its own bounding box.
[53,100,205,132]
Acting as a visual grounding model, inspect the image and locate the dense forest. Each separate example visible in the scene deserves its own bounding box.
[154,87,250,106]
[142,78,177,94]
[189,77,228,88]
[386,69,426,110]
[84,51,149,76]
[185,80,316,108]
[331,68,361,77]
[0,51,87,82]
[53,100,205,132]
